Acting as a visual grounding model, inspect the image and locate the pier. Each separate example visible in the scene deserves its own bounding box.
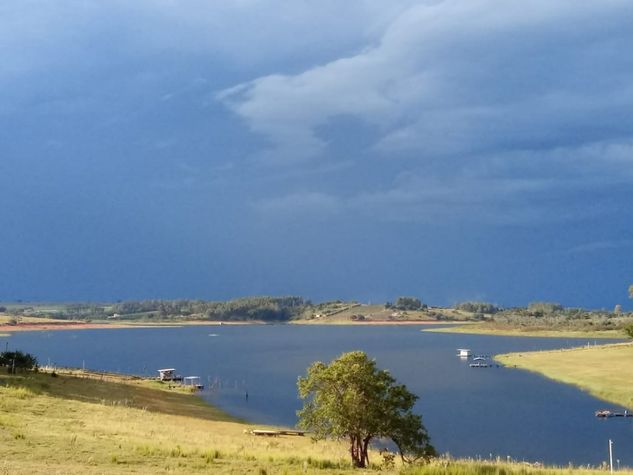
[595,409,632,418]
[249,429,306,437]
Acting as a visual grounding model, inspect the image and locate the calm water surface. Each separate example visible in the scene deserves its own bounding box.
[3,325,632,467]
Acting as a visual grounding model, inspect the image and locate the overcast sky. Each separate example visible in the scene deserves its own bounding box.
[1,0,632,308]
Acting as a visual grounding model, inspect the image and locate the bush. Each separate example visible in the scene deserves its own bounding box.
[0,351,38,372]
[527,302,563,314]
[455,302,500,314]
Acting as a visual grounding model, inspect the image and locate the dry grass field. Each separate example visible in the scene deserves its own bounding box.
[1,368,632,474]
[0,369,355,474]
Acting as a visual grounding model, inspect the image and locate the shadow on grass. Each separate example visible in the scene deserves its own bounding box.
[0,370,240,423]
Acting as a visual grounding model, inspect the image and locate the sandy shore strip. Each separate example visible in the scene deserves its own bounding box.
[0,320,269,333]
[0,322,151,333]
[290,319,466,326]
[0,319,464,333]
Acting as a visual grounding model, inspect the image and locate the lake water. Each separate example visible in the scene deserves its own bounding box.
[2,325,632,467]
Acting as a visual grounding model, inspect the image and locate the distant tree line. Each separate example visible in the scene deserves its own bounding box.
[111,296,309,322]
[385,297,427,311]
[477,299,633,333]
[455,301,500,314]
[526,302,564,315]
[6,291,632,333]
[7,297,309,322]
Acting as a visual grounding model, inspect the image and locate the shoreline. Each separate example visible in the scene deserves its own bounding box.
[289,319,464,326]
[424,324,626,339]
[496,342,633,409]
[0,319,464,333]
[1,318,622,339]
[0,320,268,333]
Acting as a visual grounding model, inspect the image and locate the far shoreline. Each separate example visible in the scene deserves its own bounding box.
[424,323,627,339]
[0,318,464,333]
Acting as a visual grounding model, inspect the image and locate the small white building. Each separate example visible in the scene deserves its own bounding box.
[158,368,177,381]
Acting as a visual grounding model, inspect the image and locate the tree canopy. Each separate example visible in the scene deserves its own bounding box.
[389,297,427,311]
[527,302,564,315]
[455,301,500,314]
[297,351,435,468]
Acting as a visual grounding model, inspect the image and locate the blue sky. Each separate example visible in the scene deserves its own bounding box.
[1,0,632,308]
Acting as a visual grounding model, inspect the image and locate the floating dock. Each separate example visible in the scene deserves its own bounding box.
[183,376,204,390]
[595,409,632,418]
[249,429,306,437]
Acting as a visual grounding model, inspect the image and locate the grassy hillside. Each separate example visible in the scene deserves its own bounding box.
[1,300,468,324]
[0,369,353,474]
[496,342,633,409]
[300,304,467,323]
[0,314,65,325]
[1,368,630,474]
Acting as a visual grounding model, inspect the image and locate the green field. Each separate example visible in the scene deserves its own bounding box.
[496,342,633,409]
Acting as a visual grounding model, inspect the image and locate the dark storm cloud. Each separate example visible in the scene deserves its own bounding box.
[1,1,632,307]
[220,1,633,223]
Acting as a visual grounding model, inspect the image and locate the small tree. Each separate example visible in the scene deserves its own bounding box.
[0,351,38,373]
[297,351,434,468]
[455,301,500,314]
[624,323,633,339]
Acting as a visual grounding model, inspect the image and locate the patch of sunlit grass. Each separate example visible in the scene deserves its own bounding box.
[496,342,633,409]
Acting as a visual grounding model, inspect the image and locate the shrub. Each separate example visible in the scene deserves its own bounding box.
[0,351,38,372]
[527,302,563,314]
[455,302,500,314]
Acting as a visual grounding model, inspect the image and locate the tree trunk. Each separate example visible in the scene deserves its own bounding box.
[349,435,366,468]
[362,436,371,467]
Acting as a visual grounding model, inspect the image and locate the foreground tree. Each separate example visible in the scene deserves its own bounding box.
[297,351,435,468]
